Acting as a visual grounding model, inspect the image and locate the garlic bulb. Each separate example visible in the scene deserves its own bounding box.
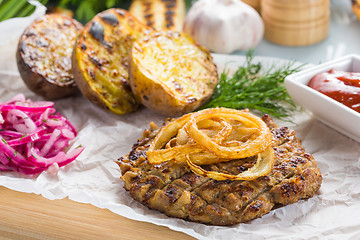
[183,0,264,54]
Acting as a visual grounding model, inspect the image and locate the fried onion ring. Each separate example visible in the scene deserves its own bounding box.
[184,108,273,159]
[146,108,275,180]
[186,147,275,181]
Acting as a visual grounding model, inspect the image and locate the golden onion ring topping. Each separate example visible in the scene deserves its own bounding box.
[147,108,275,180]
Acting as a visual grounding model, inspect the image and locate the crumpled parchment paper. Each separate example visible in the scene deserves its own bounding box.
[0,5,360,240]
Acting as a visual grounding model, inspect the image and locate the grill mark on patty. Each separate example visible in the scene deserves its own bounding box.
[184,127,300,212]
[117,115,322,225]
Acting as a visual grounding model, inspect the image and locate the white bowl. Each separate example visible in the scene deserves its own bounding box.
[285,54,360,143]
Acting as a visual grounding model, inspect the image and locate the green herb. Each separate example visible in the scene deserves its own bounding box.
[1,138,8,145]
[201,52,303,120]
[55,0,130,23]
[0,0,48,22]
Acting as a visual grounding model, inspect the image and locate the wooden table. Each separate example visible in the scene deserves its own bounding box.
[0,186,195,240]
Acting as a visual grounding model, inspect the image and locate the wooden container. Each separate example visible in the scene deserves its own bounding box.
[241,0,261,12]
[261,0,330,46]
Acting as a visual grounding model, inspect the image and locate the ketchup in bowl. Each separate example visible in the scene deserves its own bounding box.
[308,69,360,113]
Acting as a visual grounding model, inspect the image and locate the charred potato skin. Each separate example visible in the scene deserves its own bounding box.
[72,9,152,115]
[16,14,83,100]
[129,31,218,117]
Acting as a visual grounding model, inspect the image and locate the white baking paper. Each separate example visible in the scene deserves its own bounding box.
[1,11,360,240]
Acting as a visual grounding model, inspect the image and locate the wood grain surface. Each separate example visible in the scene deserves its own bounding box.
[0,186,195,240]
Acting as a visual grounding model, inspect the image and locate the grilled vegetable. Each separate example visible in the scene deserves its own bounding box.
[16,13,83,100]
[72,9,152,115]
[129,0,185,31]
[129,30,218,117]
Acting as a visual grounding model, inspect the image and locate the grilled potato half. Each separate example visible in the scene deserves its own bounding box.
[129,31,218,117]
[17,14,83,100]
[72,9,152,115]
[129,0,185,31]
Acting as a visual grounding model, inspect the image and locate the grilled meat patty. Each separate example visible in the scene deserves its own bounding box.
[117,115,322,225]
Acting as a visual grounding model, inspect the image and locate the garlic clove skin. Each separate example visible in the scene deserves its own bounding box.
[183,0,264,54]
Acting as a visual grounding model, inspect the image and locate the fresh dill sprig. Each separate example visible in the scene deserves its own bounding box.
[200,52,303,120]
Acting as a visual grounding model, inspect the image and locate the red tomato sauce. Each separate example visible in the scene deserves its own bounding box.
[308,69,360,113]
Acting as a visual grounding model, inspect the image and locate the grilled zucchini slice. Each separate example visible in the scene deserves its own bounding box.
[72,9,152,115]
[129,31,218,117]
[129,0,185,31]
[16,14,83,100]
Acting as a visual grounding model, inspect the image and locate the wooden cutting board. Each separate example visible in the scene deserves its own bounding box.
[0,186,195,240]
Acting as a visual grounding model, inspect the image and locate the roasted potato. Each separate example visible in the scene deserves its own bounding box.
[72,9,152,115]
[16,14,83,100]
[129,0,186,32]
[129,31,218,117]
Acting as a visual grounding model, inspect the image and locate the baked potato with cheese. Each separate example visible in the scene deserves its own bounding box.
[16,14,83,100]
[129,30,218,117]
[72,9,152,115]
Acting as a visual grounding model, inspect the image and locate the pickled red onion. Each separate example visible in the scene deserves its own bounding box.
[0,94,84,175]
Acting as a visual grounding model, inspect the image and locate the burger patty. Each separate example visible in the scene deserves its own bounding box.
[117,115,322,226]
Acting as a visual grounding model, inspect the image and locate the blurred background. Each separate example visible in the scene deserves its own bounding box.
[0,0,195,23]
[0,0,359,64]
